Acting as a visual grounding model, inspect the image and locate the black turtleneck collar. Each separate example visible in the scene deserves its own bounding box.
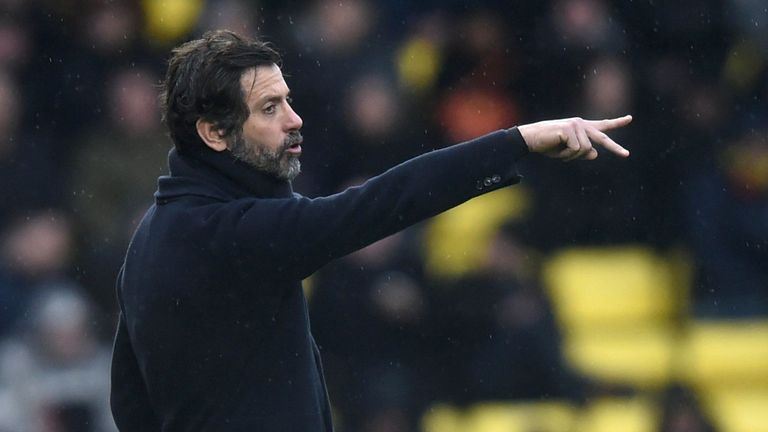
[155,146,294,204]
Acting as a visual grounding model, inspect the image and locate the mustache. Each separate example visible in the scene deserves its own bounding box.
[282,131,303,151]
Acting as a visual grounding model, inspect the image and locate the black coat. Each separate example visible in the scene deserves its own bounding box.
[110,128,528,431]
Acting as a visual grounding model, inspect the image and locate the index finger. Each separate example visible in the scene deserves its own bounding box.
[586,126,630,157]
[587,114,633,132]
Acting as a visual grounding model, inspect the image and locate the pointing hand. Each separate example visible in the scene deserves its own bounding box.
[518,115,633,161]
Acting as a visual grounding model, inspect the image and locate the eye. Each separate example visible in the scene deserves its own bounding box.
[263,104,276,115]
[286,96,294,104]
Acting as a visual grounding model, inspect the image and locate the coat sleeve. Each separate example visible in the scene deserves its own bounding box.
[209,128,529,280]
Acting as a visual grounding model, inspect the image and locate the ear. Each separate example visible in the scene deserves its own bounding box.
[196,118,228,152]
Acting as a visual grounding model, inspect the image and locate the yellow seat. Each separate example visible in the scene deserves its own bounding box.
[542,247,680,331]
[463,401,576,432]
[423,187,529,280]
[542,247,687,389]
[564,325,677,389]
[575,397,658,432]
[681,320,768,388]
[421,404,464,432]
[701,388,768,432]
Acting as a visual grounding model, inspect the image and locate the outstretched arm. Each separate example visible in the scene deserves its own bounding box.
[209,116,634,280]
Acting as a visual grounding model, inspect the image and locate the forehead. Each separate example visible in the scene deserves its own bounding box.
[240,64,287,103]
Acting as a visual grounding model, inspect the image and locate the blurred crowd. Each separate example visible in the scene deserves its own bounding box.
[0,0,765,431]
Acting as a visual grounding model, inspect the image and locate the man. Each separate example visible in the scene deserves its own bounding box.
[110,30,632,431]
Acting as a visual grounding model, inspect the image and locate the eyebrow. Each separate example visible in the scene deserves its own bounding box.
[257,91,291,106]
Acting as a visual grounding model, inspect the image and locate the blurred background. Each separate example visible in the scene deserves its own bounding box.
[0,0,766,431]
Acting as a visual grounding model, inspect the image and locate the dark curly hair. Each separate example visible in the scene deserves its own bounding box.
[159,30,282,154]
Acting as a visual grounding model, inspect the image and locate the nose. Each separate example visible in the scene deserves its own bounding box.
[285,103,303,131]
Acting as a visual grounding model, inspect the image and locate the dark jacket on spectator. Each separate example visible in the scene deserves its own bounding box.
[109,128,528,431]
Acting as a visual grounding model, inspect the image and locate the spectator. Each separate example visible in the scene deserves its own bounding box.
[0,287,116,432]
[329,72,423,186]
[0,211,74,338]
[311,229,429,432]
[686,125,768,316]
[69,66,169,308]
[429,222,588,403]
[658,385,718,432]
[0,71,61,223]
[434,10,521,145]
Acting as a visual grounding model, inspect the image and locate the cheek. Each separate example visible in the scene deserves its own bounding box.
[242,117,284,150]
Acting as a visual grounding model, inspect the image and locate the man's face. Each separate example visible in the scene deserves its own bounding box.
[231,64,304,180]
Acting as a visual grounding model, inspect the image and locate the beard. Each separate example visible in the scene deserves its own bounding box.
[229,131,302,181]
